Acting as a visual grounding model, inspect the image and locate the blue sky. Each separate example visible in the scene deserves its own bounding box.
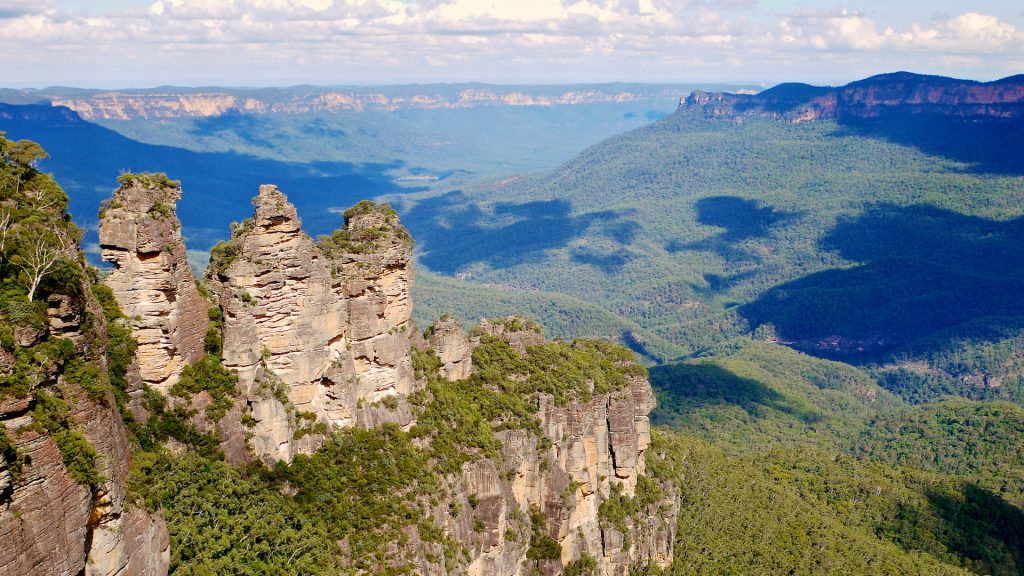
[1,0,1021,87]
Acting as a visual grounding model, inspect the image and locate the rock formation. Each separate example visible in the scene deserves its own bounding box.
[86,178,674,574]
[204,186,415,463]
[426,317,476,380]
[686,72,1024,123]
[99,174,207,396]
[27,86,684,120]
[1,218,169,576]
[392,319,674,575]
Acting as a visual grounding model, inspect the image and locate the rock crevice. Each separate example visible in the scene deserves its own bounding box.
[204,186,415,463]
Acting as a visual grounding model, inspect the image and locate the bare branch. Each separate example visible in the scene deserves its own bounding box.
[15,229,69,301]
[0,208,11,256]
[25,188,60,213]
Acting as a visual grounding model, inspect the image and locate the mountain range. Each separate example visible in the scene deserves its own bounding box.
[2,71,1024,576]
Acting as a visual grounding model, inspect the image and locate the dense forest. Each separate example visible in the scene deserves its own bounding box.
[4,134,1024,574]
[648,338,1024,575]
[403,107,1024,386]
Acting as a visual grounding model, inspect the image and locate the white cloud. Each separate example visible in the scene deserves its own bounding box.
[0,0,53,18]
[0,1,1021,85]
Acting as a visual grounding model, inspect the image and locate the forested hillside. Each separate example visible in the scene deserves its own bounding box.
[5,73,1024,575]
[647,339,1024,575]
[402,74,1024,394]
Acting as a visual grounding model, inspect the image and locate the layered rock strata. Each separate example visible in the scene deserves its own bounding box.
[686,72,1024,123]
[418,320,675,575]
[1,235,168,576]
[426,318,476,381]
[89,178,675,574]
[99,176,207,396]
[204,186,415,463]
[39,86,682,120]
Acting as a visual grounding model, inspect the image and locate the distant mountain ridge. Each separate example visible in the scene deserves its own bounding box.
[685,72,1024,122]
[0,83,732,120]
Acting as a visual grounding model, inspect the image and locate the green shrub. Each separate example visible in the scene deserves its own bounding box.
[204,306,223,355]
[0,426,22,480]
[116,172,180,190]
[30,390,104,488]
[52,429,103,487]
[132,385,222,458]
[63,359,108,402]
[207,238,243,277]
[171,355,238,423]
[526,505,562,562]
[564,554,598,576]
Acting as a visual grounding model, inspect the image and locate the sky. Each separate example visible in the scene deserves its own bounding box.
[0,0,1021,88]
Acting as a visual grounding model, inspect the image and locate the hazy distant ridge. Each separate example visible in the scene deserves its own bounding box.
[0,83,749,120]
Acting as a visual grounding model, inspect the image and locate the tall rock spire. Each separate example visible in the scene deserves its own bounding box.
[205,186,416,463]
[98,173,207,395]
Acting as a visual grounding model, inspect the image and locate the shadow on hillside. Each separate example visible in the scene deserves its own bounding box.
[188,112,276,147]
[399,190,638,274]
[741,203,1024,360]
[834,114,1024,176]
[649,362,817,426]
[668,196,801,263]
[0,104,423,252]
[918,484,1024,573]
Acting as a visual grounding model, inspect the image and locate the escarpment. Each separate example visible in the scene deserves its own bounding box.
[1,159,168,575]
[394,318,676,575]
[99,174,207,397]
[686,72,1024,123]
[90,178,674,574]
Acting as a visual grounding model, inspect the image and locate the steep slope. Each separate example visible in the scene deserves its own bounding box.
[0,136,167,575]
[401,72,1024,389]
[96,178,672,574]
[852,399,1024,507]
[649,430,1022,576]
[99,173,207,395]
[650,339,900,449]
[204,188,416,463]
[647,343,1024,575]
[685,72,1024,122]
[0,84,700,120]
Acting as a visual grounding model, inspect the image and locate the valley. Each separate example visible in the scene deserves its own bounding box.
[2,72,1024,576]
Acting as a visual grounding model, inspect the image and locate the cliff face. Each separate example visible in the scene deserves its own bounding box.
[686,72,1024,123]
[89,180,674,574]
[1,181,168,576]
[98,175,207,396]
[420,321,675,576]
[203,186,415,463]
[41,87,677,120]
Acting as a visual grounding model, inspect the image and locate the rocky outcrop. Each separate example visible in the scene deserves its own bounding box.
[1,230,168,576]
[87,176,675,574]
[426,318,476,381]
[99,175,207,396]
[686,72,1024,123]
[419,320,675,575]
[204,186,415,463]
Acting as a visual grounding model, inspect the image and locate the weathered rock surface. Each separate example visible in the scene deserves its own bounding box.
[205,186,416,463]
[416,320,675,575]
[36,86,682,120]
[85,178,675,575]
[686,72,1024,123]
[99,177,207,396]
[426,318,476,381]
[1,232,168,576]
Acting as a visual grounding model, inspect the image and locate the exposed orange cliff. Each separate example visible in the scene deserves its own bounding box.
[685,72,1024,123]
